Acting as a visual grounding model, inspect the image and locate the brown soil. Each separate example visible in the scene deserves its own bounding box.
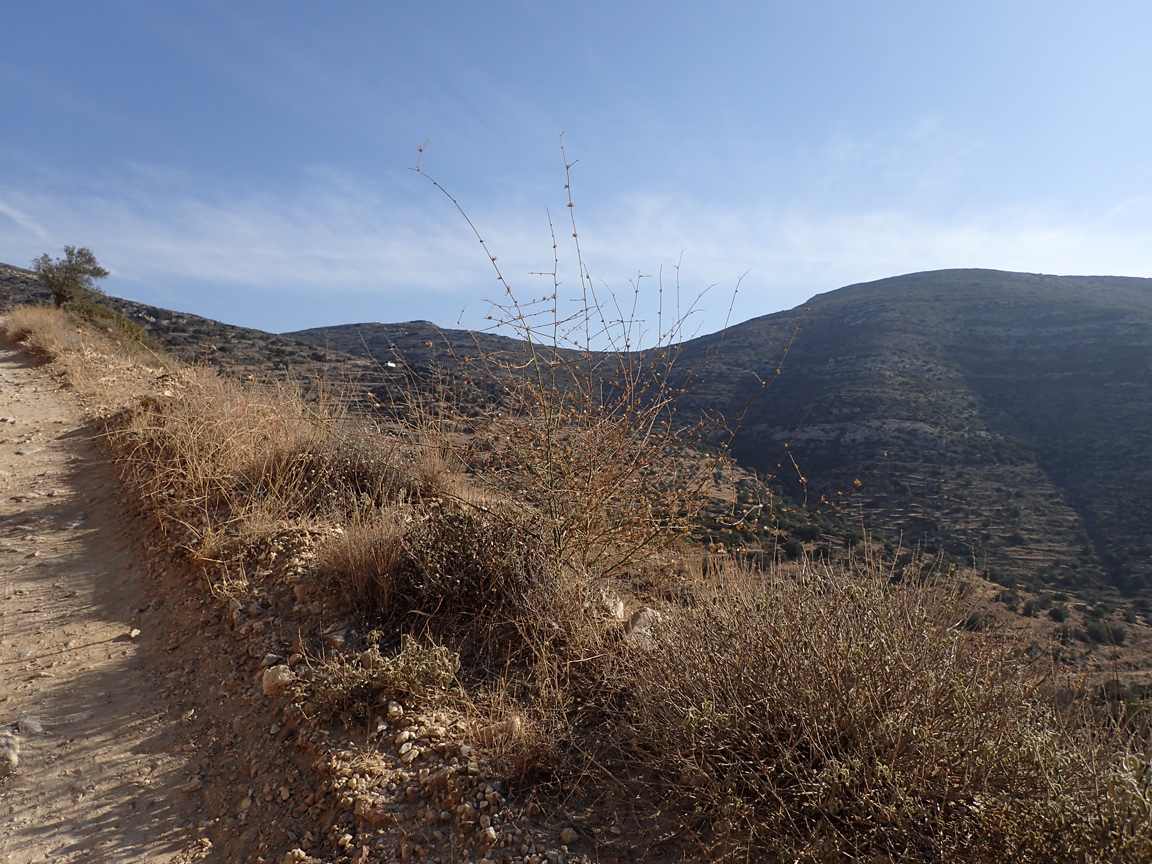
[0,331,352,864]
[0,336,213,861]
[0,334,354,864]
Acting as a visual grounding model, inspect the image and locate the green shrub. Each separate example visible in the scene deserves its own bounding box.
[65,298,160,351]
[1086,620,1109,644]
[31,245,107,307]
[781,536,804,560]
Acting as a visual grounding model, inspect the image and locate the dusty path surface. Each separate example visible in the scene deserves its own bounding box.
[0,337,209,863]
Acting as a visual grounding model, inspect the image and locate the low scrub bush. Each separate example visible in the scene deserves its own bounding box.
[413,142,747,580]
[622,559,1152,861]
[305,634,461,724]
[317,501,555,659]
[64,297,160,351]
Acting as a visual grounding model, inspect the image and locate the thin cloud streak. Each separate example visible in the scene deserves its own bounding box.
[0,199,50,240]
[2,167,1151,335]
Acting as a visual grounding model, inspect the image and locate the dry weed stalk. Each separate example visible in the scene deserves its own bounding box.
[414,137,755,577]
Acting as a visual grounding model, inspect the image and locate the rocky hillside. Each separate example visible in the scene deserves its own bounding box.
[291,269,1152,601]
[676,269,1152,597]
[4,266,1152,862]
[0,263,374,386]
[6,262,1152,600]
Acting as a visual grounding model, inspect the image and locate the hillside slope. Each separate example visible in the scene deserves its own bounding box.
[4,271,1152,862]
[679,269,1152,596]
[0,263,372,385]
[6,262,1152,598]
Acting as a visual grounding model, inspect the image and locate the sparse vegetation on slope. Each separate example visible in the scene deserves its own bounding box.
[674,269,1152,601]
[5,301,1150,863]
[628,562,1152,861]
[294,269,1152,611]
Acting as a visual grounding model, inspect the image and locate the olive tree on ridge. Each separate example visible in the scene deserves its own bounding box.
[31,246,109,308]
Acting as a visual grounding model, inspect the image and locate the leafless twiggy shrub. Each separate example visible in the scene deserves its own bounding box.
[622,553,1152,862]
[413,137,755,579]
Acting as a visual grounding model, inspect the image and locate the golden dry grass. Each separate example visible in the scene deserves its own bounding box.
[5,303,1150,863]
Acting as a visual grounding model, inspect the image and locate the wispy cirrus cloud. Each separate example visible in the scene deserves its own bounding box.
[0,199,50,240]
[2,162,1151,336]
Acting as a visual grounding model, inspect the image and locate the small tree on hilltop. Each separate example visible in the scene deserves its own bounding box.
[32,246,109,308]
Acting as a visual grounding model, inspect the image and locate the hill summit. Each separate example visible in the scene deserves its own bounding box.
[675,268,1152,596]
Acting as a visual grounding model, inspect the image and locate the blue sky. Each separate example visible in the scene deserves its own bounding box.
[3,2,1152,337]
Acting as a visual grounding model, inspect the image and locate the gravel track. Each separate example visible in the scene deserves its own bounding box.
[0,336,208,863]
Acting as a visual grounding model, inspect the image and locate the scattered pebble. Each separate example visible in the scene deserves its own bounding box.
[0,730,18,776]
[262,665,294,696]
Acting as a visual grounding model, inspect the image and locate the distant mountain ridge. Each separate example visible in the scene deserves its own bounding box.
[288,269,1152,597]
[4,262,1151,598]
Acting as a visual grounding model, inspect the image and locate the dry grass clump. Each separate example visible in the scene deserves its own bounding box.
[111,369,422,554]
[4,304,92,357]
[316,501,555,659]
[304,634,461,724]
[621,558,1152,862]
[316,510,407,615]
[3,304,175,416]
[109,369,327,552]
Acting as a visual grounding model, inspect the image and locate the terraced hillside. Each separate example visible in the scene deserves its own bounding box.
[676,269,1152,597]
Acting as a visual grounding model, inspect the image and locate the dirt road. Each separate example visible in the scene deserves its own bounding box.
[0,336,209,863]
